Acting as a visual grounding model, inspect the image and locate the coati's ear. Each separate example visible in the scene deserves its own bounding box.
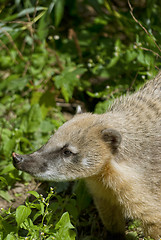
[101,129,122,152]
[76,105,83,114]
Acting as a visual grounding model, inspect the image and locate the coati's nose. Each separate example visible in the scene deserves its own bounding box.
[12,152,24,165]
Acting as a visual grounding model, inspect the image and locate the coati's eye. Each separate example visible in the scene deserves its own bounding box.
[62,148,72,157]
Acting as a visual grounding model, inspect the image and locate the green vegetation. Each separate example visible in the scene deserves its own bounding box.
[0,0,161,239]
[0,188,76,239]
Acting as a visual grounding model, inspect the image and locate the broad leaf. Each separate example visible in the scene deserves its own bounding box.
[16,205,31,227]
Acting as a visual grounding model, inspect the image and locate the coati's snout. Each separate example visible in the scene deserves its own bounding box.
[12,152,24,166]
[13,152,29,170]
[12,151,49,176]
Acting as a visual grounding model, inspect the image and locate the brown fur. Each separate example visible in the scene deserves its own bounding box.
[13,72,161,239]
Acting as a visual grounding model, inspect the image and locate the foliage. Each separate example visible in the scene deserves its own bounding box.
[0,188,76,239]
[0,0,161,239]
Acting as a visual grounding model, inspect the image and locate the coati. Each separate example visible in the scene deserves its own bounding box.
[13,72,161,240]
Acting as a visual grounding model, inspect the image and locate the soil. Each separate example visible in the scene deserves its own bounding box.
[0,180,39,210]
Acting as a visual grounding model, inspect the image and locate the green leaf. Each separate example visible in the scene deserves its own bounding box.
[33,211,42,222]
[54,0,65,27]
[86,91,103,98]
[27,191,40,199]
[55,212,74,230]
[37,11,50,40]
[107,55,119,68]
[27,104,42,132]
[31,91,42,105]
[0,75,28,92]
[107,39,122,68]
[137,51,145,65]
[0,218,17,237]
[40,120,55,133]
[40,91,56,118]
[126,50,137,62]
[0,232,3,240]
[2,138,15,157]
[4,233,16,240]
[144,53,154,66]
[16,205,31,227]
[0,176,8,185]
[54,212,76,240]
[0,103,6,116]
[95,100,114,114]
[3,7,47,21]
[40,202,45,215]
[20,218,34,230]
[1,164,15,174]
[0,190,13,202]
[54,66,86,102]
[61,86,70,102]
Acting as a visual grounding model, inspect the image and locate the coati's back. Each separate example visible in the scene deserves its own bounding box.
[111,71,161,112]
[140,71,161,97]
[109,72,161,191]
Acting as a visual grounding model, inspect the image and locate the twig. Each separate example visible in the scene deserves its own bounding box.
[1,29,24,60]
[23,60,30,76]
[154,65,159,70]
[31,0,39,51]
[0,39,12,55]
[128,0,161,54]
[139,46,161,59]
[47,48,64,71]
[0,39,18,64]
[128,72,138,92]
[8,20,28,25]
[33,0,39,20]
[26,13,35,52]
[68,28,82,60]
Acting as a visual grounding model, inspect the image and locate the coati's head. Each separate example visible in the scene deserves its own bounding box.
[13,113,122,181]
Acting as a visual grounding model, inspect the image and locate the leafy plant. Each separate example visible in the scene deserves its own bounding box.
[0,188,76,239]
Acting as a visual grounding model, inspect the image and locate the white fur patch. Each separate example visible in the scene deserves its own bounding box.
[35,169,68,182]
[82,158,89,167]
[68,145,78,154]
